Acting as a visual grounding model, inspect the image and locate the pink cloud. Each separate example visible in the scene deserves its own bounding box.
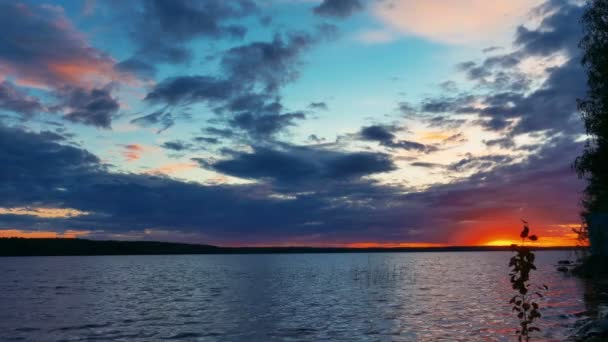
[121,144,146,162]
[0,3,135,89]
[371,0,543,44]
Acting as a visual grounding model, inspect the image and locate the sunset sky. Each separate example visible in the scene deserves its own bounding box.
[0,0,587,246]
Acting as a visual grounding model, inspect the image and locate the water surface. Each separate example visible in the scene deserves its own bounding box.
[0,251,601,341]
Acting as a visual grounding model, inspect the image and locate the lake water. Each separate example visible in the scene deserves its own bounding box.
[0,251,604,341]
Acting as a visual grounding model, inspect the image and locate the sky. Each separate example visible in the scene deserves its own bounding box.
[0,0,589,246]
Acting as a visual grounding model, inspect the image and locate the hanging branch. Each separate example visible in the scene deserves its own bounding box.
[509,220,548,341]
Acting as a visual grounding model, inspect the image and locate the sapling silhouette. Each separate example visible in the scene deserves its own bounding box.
[509,220,547,341]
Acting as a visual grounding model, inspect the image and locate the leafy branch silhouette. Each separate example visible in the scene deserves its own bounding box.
[509,220,547,341]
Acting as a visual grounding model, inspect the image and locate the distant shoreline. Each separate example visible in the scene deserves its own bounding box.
[0,238,580,257]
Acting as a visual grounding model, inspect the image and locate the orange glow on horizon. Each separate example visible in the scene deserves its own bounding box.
[346,242,447,248]
[0,229,91,239]
[484,239,520,246]
[455,219,585,247]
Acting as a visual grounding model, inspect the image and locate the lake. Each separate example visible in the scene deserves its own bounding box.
[0,251,603,341]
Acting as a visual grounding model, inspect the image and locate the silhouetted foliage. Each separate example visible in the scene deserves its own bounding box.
[509,220,547,341]
[575,0,608,221]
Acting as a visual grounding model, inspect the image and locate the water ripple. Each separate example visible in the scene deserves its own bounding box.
[0,251,601,341]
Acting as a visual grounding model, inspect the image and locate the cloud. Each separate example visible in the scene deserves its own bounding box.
[230,111,306,138]
[130,111,175,133]
[411,162,443,169]
[122,0,258,65]
[448,154,514,172]
[0,81,43,117]
[143,29,327,137]
[0,2,130,88]
[60,87,120,128]
[360,125,396,142]
[206,144,396,186]
[220,32,316,93]
[203,127,235,138]
[121,144,146,162]
[0,125,101,209]
[358,125,438,153]
[419,1,585,138]
[313,0,363,18]
[114,58,157,78]
[308,101,328,110]
[371,0,542,44]
[161,140,194,152]
[193,136,220,145]
[0,124,584,246]
[0,207,89,218]
[144,76,236,106]
[0,0,587,246]
[515,0,583,56]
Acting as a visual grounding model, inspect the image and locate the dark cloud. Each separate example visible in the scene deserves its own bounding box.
[475,117,512,132]
[145,76,235,106]
[358,125,438,153]
[425,115,467,129]
[203,127,235,138]
[308,102,328,110]
[206,93,307,139]
[145,30,319,106]
[231,111,306,138]
[308,134,326,143]
[0,125,101,207]
[484,137,516,149]
[0,125,397,243]
[193,136,220,145]
[360,125,395,142]
[313,0,363,18]
[515,0,583,57]
[439,81,458,93]
[61,87,119,128]
[130,111,175,133]
[474,57,585,135]
[448,154,514,172]
[206,145,396,186]
[421,1,585,137]
[443,133,467,144]
[457,56,530,91]
[0,2,124,88]
[390,140,437,152]
[114,58,157,78]
[124,0,257,65]
[398,102,415,114]
[0,82,43,117]
[220,32,315,93]
[421,95,476,113]
[411,162,443,169]
[142,29,325,136]
[161,140,193,151]
[142,0,254,40]
[482,46,503,54]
